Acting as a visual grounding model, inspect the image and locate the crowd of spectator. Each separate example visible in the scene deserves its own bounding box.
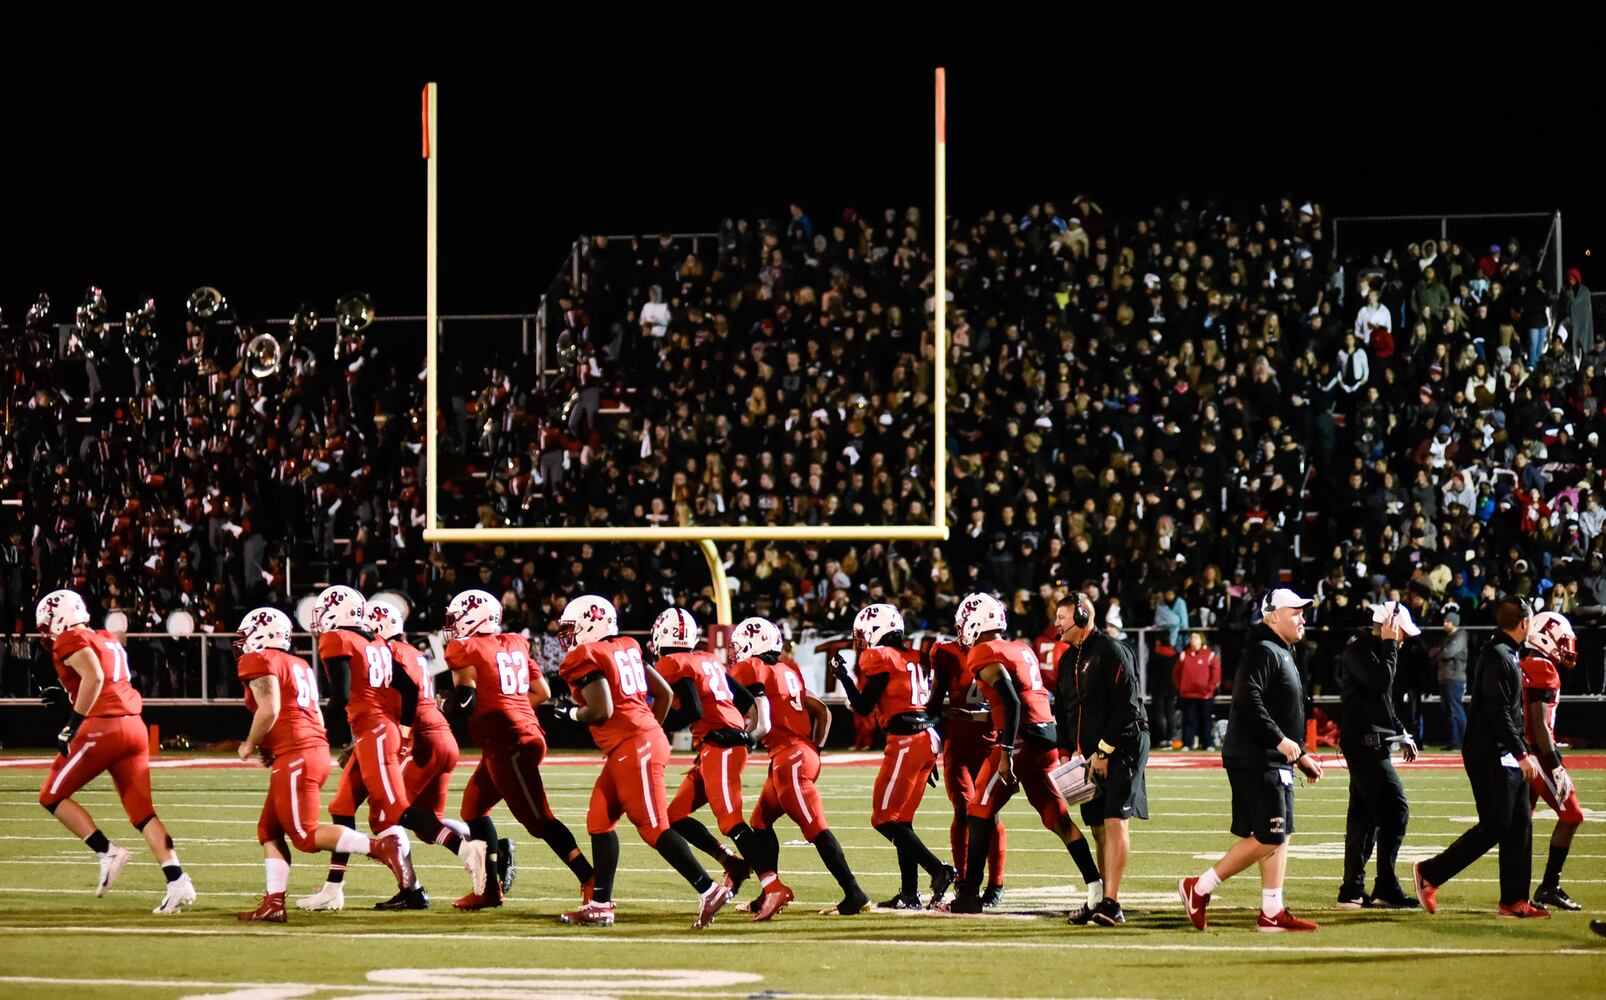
[4,193,1605,709]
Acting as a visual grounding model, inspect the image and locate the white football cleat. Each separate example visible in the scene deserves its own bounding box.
[296,881,345,911]
[96,845,132,897]
[152,874,197,914]
[458,838,488,896]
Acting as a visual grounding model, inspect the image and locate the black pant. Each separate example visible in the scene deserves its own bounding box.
[1180,698,1214,749]
[1419,752,1531,905]
[1339,742,1409,893]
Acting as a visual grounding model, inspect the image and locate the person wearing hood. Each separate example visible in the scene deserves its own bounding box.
[1557,267,1593,360]
[1336,601,1422,909]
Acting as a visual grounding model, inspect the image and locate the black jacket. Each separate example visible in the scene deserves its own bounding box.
[1464,631,1528,762]
[1055,630,1145,758]
[1339,633,1404,744]
[1222,624,1306,770]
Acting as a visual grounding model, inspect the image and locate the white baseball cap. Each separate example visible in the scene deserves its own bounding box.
[1371,600,1422,636]
[1259,588,1313,614]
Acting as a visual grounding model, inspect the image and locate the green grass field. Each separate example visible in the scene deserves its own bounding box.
[0,752,1602,999]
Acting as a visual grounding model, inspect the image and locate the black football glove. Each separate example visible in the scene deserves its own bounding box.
[40,686,70,710]
[56,711,85,756]
[829,653,852,684]
[540,694,579,724]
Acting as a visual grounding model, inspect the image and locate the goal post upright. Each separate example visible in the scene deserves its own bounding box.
[424,81,440,533]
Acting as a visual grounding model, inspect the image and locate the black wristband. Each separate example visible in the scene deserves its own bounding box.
[66,710,86,733]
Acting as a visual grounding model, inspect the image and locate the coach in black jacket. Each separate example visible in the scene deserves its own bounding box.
[1414,597,1545,917]
[1337,601,1421,910]
[1053,593,1148,927]
[1178,589,1324,932]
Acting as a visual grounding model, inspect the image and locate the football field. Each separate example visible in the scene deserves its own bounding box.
[0,751,1602,999]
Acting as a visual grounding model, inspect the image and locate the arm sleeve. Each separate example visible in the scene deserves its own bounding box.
[1240,649,1291,750]
[842,672,888,717]
[992,669,1022,747]
[661,677,704,733]
[391,662,419,728]
[729,680,756,715]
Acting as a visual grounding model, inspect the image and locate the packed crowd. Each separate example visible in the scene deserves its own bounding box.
[4,194,1605,704]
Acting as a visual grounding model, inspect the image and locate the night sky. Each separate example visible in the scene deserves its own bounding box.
[7,25,1598,326]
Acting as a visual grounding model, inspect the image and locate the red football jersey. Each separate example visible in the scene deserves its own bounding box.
[966,639,1053,732]
[53,628,142,717]
[445,633,541,731]
[559,636,662,753]
[1520,653,1561,747]
[391,639,449,733]
[319,627,400,725]
[239,648,327,757]
[731,656,813,752]
[655,651,746,743]
[857,646,931,721]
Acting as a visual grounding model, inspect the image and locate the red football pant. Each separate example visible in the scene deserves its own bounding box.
[967,742,1069,830]
[944,728,1005,883]
[39,715,155,825]
[402,725,461,820]
[329,717,409,830]
[668,742,748,835]
[1529,774,1585,825]
[460,732,559,837]
[257,748,332,853]
[587,731,673,847]
[871,729,940,825]
[751,742,828,842]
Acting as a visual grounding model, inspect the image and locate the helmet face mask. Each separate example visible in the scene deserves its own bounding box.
[1527,611,1578,669]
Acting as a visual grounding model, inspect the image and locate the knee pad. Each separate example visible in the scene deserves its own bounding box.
[133,814,156,832]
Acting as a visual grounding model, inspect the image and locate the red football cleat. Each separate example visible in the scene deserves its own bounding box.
[1497,900,1551,919]
[237,891,287,923]
[752,881,794,922]
[560,900,616,926]
[453,877,504,911]
[1178,877,1210,931]
[370,836,415,890]
[1412,862,1438,915]
[1257,908,1318,932]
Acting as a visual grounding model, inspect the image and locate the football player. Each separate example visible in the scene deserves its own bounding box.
[35,590,196,914]
[831,603,957,909]
[927,624,1007,906]
[943,593,1102,914]
[1522,611,1585,911]
[731,616,871,919]
[234,607,413,922]
[653,607,758,893]
[444,588,592,910]
[554,595,731,929]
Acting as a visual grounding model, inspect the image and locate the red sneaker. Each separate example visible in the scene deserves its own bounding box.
[452,878,504,911]
[752,881,794,922]
[237,891,287,923]
[559,900,616,926]
[1257,908,1318,932]
[369,836,415,890]
[1412,861,1438,915]
[694,882,733,929]
[1498,900,1551,919]
[1178,877,1210,931]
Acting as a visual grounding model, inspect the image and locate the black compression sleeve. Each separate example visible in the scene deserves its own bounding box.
[842,673,888,717]
[662,677,704,732]
[993,671,1021,747]
[390,661,419,728]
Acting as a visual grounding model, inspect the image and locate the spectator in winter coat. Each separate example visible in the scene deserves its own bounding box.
[1173,631,1223,749]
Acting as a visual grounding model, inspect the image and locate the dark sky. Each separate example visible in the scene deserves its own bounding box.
[7,24,1599,326]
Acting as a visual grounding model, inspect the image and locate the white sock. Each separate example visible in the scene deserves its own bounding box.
[1196,868,1222,895]
[443,817,471,838]
[1262,887,1283,917]
[1087,879,1104,907]
[335,827,371,855]
[378,826,412,856]
[265,858,290,894]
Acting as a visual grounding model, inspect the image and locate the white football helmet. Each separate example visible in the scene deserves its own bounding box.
[558,594,619,651]
[444,589,501,640]
[730,617,783,663]
[1527,611,1578,669]
[852,603,905,650]
[312,585,366,634]
[957,592,1007,648]
[237,607,294,655]
[36,589,91,637]
[650,606,701,655]
[365,600,404,641]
